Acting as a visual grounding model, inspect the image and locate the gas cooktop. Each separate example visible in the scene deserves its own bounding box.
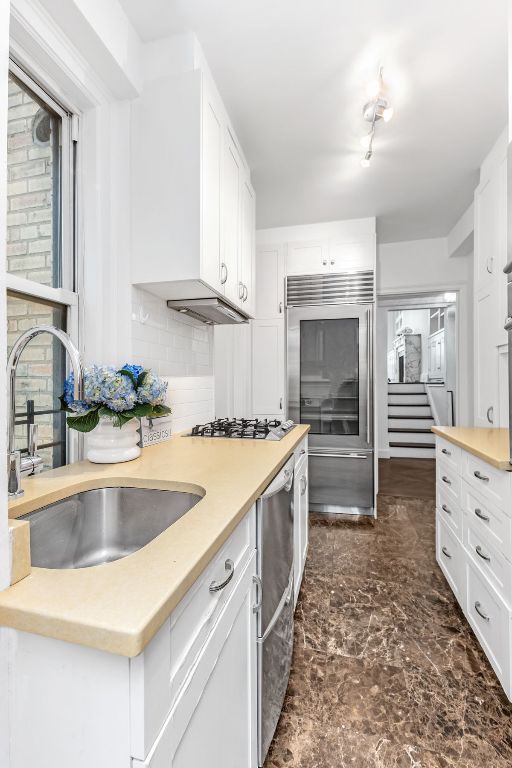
[189,418,296,441]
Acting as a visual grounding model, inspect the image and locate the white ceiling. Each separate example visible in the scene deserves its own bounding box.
[120,0,508,243]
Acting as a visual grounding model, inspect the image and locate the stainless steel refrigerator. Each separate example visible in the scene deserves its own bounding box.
[287,271,375,515]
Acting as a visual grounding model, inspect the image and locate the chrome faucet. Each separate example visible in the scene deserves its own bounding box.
[7,325,85,498]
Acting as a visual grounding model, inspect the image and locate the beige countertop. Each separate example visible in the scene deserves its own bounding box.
[432,427,511,471]
[0,425,309,657]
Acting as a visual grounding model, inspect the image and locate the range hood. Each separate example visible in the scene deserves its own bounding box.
[166,297,248,325]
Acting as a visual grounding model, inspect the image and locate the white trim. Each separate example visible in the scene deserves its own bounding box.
[6,274,78,306]
[425,385,440,426]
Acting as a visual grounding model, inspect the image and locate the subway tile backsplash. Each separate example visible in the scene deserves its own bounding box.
[132,287,213,377]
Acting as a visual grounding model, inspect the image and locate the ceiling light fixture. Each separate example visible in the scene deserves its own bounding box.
[360,66,393,168]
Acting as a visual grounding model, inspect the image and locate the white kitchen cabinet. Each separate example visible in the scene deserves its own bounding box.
[134,553,258,768]
[474,284,499,427]
[293,442,309,605]
[239,177,256,317]
[328,237,376,272]
[474,159,506,293]
[252,319,285,417]
[131,67,255,317]
[285,240,329,275]
[7,509,258,768]
[255,244,285,319]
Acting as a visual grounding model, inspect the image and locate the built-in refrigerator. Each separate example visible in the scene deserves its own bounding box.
[287,271,375,515]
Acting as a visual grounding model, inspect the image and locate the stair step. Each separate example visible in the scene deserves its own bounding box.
[388,417,434,428]
[388,383,425,394]
[388,405,432,417]
[389,438,436,448]
[388,430,434,442]
[389,445,436,459]
[388,394,429,406]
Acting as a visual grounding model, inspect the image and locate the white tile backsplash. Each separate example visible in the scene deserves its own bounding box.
[132,287,213,377]
[163,376,214,433]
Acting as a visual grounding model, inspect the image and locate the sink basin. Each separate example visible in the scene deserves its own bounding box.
[21,487,202,569]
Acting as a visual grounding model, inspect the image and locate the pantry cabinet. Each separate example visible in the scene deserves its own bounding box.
[252,319,285,418]
[474,284,499,427]
[131,68,256,317]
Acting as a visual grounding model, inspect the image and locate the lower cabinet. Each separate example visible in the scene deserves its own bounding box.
[7,507,259,768]
[134,552,257,768]
[434,436,512,700]
[293,438,309,605]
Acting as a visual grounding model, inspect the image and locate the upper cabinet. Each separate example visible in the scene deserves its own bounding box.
[255,245,285,318]
[285,234,376,277]
[131,61,256,318]
[474,159,507,293]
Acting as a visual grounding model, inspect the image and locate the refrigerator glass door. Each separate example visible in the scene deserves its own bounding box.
[288,303,372,451]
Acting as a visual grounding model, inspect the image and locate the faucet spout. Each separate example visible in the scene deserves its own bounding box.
[7,325,84,497]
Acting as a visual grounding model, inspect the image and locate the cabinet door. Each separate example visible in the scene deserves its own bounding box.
[201,83,223,293]
[328,238,375,272]
[475,285,499,427]
[474,160,506,291]
[255,245,285,319]
[252,319,284,417]
[239,177,256,317]
[285,241,328,276]
[222,131,241,306]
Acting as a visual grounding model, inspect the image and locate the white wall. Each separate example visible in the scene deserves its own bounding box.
[377,237,473,457]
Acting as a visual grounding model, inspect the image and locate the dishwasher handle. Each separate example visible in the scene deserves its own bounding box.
[259,455,295,499]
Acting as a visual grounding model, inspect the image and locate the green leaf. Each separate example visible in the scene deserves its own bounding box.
[137,370,149,387]
[59,394,73,413]
[67,408,100,433]
[150,404,172,417]
[131,403,154,417]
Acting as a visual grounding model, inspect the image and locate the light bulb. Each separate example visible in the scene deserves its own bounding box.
[360,151,372,168]
[360,133,373,149]
[383,106,394,123]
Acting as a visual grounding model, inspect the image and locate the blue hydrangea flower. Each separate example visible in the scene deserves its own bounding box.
[65,366,137,413]
[137,371,168,406]
[122,364,144,380]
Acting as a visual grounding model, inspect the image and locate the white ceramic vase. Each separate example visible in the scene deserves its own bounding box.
[86,416,141,464]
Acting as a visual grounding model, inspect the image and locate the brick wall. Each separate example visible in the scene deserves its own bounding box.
[6,75,62,468]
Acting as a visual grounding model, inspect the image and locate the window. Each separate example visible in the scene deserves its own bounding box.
[6,60,78,469]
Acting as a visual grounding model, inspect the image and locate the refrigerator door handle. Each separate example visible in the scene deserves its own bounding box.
[308,452,368,459]
[366,307,372,447]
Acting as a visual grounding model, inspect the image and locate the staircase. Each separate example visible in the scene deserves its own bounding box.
[387,383,435,458]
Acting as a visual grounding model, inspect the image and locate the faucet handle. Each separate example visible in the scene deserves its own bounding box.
[8,450,24,498]
[28,423,38,457]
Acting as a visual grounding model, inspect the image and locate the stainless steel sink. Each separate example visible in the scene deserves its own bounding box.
[21,487,202,569]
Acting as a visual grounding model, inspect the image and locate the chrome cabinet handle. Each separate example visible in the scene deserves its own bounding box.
[474,470,489,482]
[209,559,234,593]
[243,284,248,302]
[486,406,494,424]
[220,262,228,284]
[505,316,512,332]
[441,546,451,559]
[238,281,244,299]
[252,575,262,613]
[279,396,283,410]
[441,448,451,456]
[474,508,490,522]
[441,475,451,485]
[322,258,327,266]
[300,475,308,495]
[475,545,491,562]
[299,448,306,456]
[279,301,283,313]
[486,258,493,274]
[330,259,335,265]
[474,601,490,622]
[441,504,451,516]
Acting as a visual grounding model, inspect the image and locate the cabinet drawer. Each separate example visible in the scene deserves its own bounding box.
[436,460,461,507]
[462,480,512,555]
[466,558,511,692]
[436,438,461,473]
[464,522,512,604]
[130,507,256,760]
[436,485,462,538]
[169,507,255,707]
[463,452,511,511]
[436,512,464,605]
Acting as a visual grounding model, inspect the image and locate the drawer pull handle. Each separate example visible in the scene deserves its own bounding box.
[441,546,452,559]
[474,601,490,622]
[300,448,306,456]
[441,448,451,456]
[441,475,451,486]
[252,575,263,613]
[209,559,234,593]
[475,545,491,563]
[441,504,451,516]
[474,508,490,523]
[474,470,489,482]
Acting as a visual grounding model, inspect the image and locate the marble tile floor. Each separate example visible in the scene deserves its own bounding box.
[265,496,512,768]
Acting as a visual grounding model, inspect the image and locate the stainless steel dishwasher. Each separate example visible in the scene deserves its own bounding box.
[256,454,295,766]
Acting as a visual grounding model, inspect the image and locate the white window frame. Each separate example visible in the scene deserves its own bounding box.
[6,56,81,464]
